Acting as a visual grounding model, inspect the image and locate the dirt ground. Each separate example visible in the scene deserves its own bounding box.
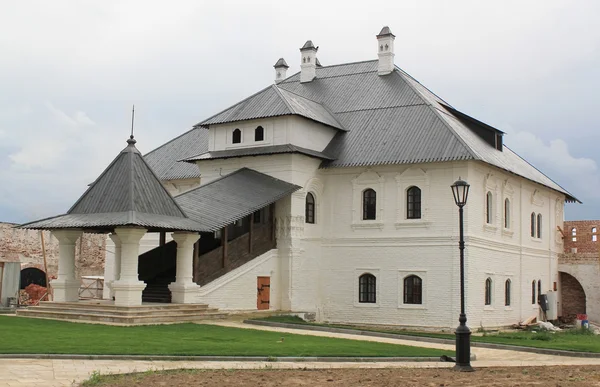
[88,366,600,387]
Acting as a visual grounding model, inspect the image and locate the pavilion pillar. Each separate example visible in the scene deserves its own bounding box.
[169,232,201,303]
[51,230,83,302]
[107,233,122,299]
[111,227,147,306]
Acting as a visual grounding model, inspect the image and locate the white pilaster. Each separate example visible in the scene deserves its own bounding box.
[51,230,83,302]
[169,232,201,303]
[112,227,147,306]
[107,233,122,299]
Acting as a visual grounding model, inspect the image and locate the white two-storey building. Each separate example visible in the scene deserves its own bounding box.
[106,26,578,328]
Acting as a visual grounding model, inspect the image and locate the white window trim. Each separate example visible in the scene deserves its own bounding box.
[351,170,385,230]
[483,173,498,230]
[394,168,431,228]
[398,270,427,310]
[354,268,380,308]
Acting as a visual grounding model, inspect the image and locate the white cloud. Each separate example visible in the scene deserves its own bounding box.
[509,131,600,199]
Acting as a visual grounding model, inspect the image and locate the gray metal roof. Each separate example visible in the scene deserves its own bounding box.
[300,40,317,51]
[144,127,207,180]
[175,168,301,231]
[274,58,289,68]
[183,144,334,162]
[377,26,394,37]
[198,85,345,130]
[20,137,209,232]
[149,59,577,202]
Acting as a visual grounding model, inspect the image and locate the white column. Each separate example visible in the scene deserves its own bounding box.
[106,233,122,300]
[51,230,83,302]
[111,227,147,306]
[168,232,201,303]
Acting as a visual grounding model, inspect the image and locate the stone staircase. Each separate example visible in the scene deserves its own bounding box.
[16,301,228,325]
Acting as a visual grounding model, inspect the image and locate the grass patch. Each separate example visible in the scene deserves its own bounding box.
[256,315,600,353]
[0,316,449,357]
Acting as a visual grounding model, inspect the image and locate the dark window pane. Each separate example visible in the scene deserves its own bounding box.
[359,274,376,303]
[407,186,421,219]
[363,189,377,220]
[232,129,241,144]
[305,193,315,224]
[403,275,422,304]
[255,126,264,141]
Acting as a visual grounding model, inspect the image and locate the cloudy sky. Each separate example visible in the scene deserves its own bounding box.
[1,0,598,223]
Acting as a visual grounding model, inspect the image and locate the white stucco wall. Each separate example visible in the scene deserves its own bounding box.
[208,116,337,153]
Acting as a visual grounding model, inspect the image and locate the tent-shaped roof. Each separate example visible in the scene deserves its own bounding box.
[20,137,208,232]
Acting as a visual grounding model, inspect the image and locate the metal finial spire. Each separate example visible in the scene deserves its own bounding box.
[127,105,137,145]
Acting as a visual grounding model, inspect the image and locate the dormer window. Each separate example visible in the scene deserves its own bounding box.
[232,129,241,144]
[255,126,264,142]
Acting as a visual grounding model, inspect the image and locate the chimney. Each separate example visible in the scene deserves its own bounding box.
[274,58,289,83]
[300,40,318,83]
[376,26,395,75]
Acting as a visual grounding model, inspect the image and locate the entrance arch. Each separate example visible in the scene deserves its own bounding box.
[560,271,586,318]
[20,267,46,289]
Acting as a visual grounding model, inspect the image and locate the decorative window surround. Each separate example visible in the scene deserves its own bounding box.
[394,168,430,227]
[483,173,498,229]
[354,268,380,307]
[351,170,385,229]
[398,270,427,309]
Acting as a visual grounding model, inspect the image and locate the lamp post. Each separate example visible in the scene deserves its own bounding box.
[451,178,474,372]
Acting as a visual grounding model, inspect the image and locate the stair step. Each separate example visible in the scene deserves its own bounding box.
[37,302,210,312]
[22,305,214,317]
[16,309,227,324]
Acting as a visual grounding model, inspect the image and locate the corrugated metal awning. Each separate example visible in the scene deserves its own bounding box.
[175,168,301,231]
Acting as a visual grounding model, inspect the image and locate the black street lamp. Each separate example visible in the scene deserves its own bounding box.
[451,178,474,372]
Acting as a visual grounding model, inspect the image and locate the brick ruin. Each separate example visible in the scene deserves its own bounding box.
[0,222,106,277]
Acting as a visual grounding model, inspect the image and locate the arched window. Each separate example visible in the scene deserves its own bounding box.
[255,126,264,142]
[530,212,536,237]
[531,280,536,304]
[537,280,542,303]
[537,214,542,239]
[593,227,597,242]
[486,192,493,224]
[406,186,421,219]
[232,128,241,144]
[485,278,492,305]
[362,189,377,220]
[305,193,315,224]
[505,279,511,306]
[504,199,510,229]
[572,227,577,242]
[358,274,376,303]
[403,275,422,304]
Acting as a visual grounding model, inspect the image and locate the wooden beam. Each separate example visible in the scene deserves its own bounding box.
[159,232,166,246]
[249,213,254,254]
[270,203,275,241]
[222,226,228,269]
[192,236,200,283]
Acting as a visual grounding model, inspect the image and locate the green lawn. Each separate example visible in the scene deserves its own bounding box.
[255,316,600,353]
[0,316,450,357]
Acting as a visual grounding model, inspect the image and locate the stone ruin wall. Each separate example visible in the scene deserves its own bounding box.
[0,222,106,277]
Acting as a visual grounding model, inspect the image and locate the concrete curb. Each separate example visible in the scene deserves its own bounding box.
[0,354,443,362]
[244,320,600,358]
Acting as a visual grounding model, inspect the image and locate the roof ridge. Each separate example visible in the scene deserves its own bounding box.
[395,66,452,107]
[502,145,579,203]
[334,103,427,115]
[66,146,127,214]
[196,84,275,128]
[271,85,296,114]
[133,152,189,217]
[276,87,345,129]
[391,69,479,161]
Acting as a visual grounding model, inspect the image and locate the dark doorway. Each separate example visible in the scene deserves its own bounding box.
[20,267,46,289]
[560,272,586,318]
